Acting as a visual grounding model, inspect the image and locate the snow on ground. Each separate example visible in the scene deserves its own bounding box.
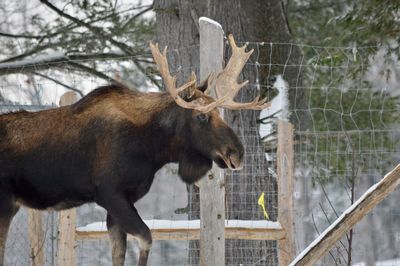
[353,258,400,266]
[77,219,282,232]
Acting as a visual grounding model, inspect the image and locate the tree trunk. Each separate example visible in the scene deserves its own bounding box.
[154,1,303,264]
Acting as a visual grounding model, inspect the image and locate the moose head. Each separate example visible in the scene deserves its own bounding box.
[150,34,271,183]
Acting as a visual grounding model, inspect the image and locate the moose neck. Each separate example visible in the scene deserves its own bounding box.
[151,98,186,166]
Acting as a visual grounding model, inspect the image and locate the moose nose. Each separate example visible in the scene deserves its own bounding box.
[226,147,244,170]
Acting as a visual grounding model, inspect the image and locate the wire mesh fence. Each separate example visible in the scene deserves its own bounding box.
[1,39,400,265]
[281,43,400,265]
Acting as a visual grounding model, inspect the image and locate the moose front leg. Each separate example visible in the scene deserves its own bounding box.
[107,214,127,266]
[97,190,152,266]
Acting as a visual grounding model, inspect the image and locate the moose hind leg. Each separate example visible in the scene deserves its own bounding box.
[97,190,152,266]
[138,248,150,266]
[107,214,127,266]
[0,192,19,266]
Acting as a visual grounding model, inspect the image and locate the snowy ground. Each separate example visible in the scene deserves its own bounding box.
[353,259,400,266]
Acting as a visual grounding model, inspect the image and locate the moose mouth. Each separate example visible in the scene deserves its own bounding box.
[215,151,243,170]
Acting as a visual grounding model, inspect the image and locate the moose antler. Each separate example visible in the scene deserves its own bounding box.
[150,34,270,113]
[209,34,271,110]
[149,42,226,113]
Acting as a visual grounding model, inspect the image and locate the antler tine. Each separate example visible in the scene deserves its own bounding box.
[150,42,177,97]
[220,96,271,110]
[150,41,197,97]
[210,34,272,111]
[225,34,254,78]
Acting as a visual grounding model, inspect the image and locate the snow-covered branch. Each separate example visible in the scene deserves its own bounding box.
[0,52,134,77]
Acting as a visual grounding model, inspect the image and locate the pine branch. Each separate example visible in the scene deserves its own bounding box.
[40,0,134,54]
[1,44,55,63]
[0,52,139,74]
[39,0,160,88]
[0,32,42,39]
[121,5,154,30]
[0,55,120,86]
[0,6,147,41]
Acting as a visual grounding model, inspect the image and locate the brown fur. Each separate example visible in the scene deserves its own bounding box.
[0,84,244,266]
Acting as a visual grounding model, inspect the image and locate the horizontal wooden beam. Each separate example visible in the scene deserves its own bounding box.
[76,219,286,241]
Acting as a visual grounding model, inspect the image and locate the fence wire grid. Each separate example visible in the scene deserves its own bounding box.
[1,40,400,266]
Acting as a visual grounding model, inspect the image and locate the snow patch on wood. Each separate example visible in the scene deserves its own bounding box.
[76,219,282,232]
[0,52,65,69]
[260,74,290,138]
[199,17,222,29]
[274,75,290,121]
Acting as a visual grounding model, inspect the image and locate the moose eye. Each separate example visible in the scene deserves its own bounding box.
[196,113,208,123]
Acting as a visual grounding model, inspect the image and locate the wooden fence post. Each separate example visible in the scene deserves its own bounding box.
[277,120,295,265]
[28,210,44,266]
[57,91,78,266]
[198,17,225,266]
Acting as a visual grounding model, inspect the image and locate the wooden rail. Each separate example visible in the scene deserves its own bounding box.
[76,220,286,242]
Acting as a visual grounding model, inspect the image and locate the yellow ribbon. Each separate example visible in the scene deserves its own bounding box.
[258,192,269,220]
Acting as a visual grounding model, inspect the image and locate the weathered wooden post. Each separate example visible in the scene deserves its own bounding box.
[198,17,225,266]
[28,209,44,266]
[277,120,295,265]
[57,91,78,266]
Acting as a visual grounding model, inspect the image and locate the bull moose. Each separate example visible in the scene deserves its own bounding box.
[0,34,271,266]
